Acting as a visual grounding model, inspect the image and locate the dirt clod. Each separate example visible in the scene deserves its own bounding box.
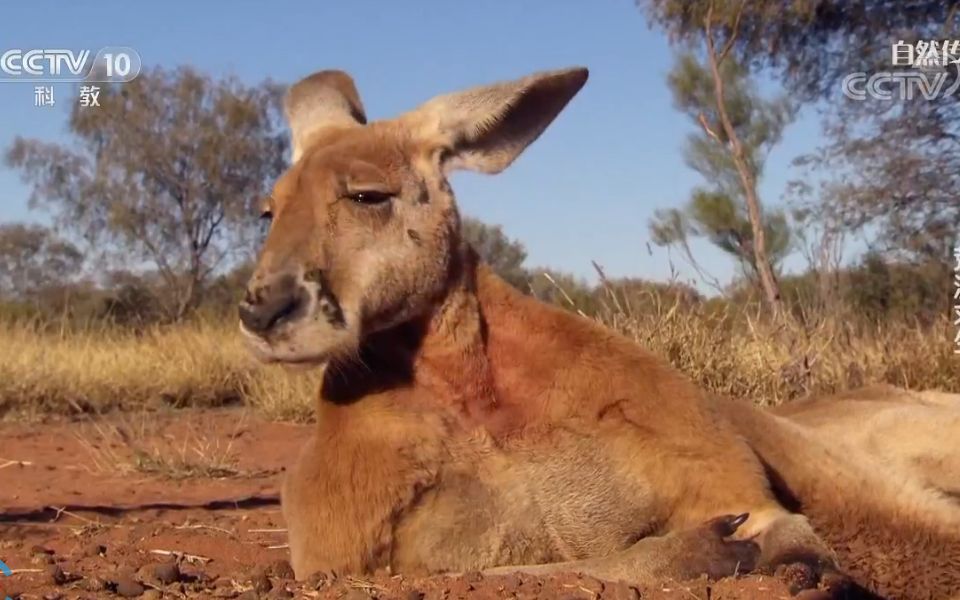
[251,569,273,593]
[115,573,146,597]
[153,560,182,584]
[80,575,108,592]
[777,561,818,594]
[267,558,295,580]
[45,564,66,585]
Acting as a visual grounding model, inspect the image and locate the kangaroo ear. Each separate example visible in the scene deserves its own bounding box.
[402,67,588,174]
[285,70,367,162]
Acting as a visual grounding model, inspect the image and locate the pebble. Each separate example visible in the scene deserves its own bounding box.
[250,570,272,593]
[153,560,181,585]
[115,573,146,597]
[30,552,55,566]
[267,559,294,580]
[45,564,67,585]
[80,575,108,592]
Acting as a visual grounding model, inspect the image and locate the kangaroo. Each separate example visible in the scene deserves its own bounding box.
[775,385,960,499]
[239,67,960,599]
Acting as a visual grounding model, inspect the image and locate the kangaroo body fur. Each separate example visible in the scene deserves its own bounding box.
[238,67,960,599]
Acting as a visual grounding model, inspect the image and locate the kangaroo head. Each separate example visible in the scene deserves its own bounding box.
[240,67,588,365]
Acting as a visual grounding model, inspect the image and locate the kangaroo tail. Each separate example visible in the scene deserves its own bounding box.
[720,398,960,600]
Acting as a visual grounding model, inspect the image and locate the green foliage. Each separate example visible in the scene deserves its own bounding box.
[650,51,795,291]
[650,187,793,278]
[643,0,960,262]
[844,253,950,326]
[461,217,530,290]
[669,53,796,190]
[526,268,598,313]
[0,223,83,299]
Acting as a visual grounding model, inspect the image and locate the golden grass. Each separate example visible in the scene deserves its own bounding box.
[596,291,960,404]
[73,410,274,479]
[0,298,957,421]
[0,319,320,421]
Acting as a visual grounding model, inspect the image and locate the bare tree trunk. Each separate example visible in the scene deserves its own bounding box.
[703,2,784,318]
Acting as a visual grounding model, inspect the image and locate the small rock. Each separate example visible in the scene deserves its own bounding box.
[304,571,331,589]
[250,570,272,593]
[136,565,157,585]
[153,561,181,585]
[30,552,55,565]
[115,574,146,597]
[267,559,294,580]
[80,575,108,592]
[83,542,106,557]
[30,544,54,556]
[46,564,67,585]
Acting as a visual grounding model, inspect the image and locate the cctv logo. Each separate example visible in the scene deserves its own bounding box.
[0,49,91,79]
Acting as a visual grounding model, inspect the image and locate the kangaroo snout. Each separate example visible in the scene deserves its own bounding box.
[239,272,309,335]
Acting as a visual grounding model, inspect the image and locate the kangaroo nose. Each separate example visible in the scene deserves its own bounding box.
[239,274,306,334]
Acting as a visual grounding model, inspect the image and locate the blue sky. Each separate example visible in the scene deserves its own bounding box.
[0,0,827,289]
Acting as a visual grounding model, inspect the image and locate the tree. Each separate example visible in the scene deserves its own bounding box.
[0,223,83,300]
[641,3,795,315]
[650,51,795,297]
[461,217,531,290]
[644,0,960,263]
[651,190,793,283]
[6,67,288,320]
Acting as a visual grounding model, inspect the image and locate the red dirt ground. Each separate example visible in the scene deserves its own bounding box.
[0,410,835,599]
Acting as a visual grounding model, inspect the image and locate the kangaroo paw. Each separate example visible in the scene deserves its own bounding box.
[663,513,760,581]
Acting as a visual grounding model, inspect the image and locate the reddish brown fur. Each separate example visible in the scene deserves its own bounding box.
[240,67,960,600]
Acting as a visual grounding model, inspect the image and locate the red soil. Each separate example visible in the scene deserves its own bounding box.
[0,410,837,599]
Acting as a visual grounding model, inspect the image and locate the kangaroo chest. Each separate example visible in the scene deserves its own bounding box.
[388,424,660,574]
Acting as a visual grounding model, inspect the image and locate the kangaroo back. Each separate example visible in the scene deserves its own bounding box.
[719,398,960,600]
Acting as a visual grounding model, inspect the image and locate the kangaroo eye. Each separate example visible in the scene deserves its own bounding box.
[347,191,393,205]
[259,209,273,222]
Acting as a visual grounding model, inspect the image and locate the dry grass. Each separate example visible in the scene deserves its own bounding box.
[74,411,246,478]
[594,287,960,404]
[0,318,321,421]
[0,294,957,421]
